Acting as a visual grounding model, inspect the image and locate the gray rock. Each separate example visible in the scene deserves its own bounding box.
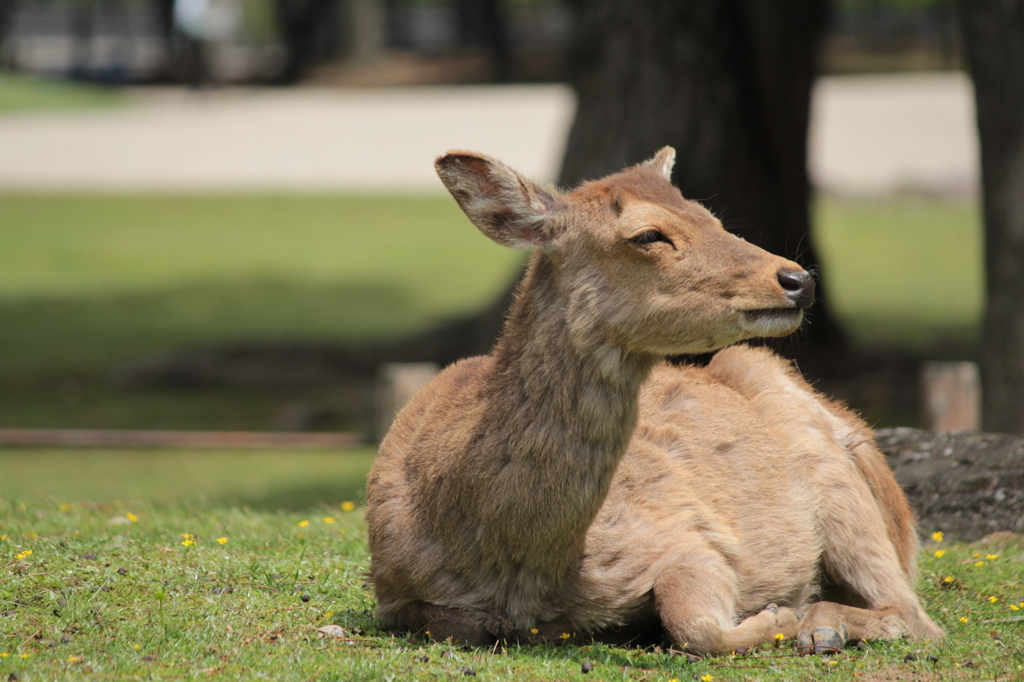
[876,428,1024,541]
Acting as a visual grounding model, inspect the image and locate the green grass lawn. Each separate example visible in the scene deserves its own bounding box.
[0,192,980,432]
[1,479,1020,681]
[0,447,378,510]
[0,194,524,378]
[815,196,983,349]
[0,74,123,116]
[0,193,524,431]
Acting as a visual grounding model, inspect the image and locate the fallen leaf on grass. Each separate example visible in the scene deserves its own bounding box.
[316,625,349,639]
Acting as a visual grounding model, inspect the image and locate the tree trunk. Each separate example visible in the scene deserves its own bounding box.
[274,0,341,84]
[455,0,511,81]
[956,1,1024,435]
[70,2,95,79]
[559,0,844,350]
[0,0,18,71]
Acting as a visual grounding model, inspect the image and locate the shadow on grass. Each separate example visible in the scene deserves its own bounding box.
[0,447,378,509]
[0,279,427,378]
[338,600,691,677]
[223,481,369,512]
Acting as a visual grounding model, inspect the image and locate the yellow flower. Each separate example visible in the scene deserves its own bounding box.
[975,561,985,567]
[29,532,37,539]
[134,645,140,650]
[181,533,194,540]
[1010,604,1020,611]
[323,612,334,619]
[58,503,70,512]
[67,656,82,662]
[127,512,139,523]
[931,531,944,542]
[341,501,356,512]
[988,596,999,603]
[19,653,30,659]
[322,517,336,524]
[559,633,571,640]
[943,576,954,583]
[774,633,785,641]
[298,520,309,528]
[15,550,32,560]
[701,675,714,682]
[933,550,946,558]
[217,537,228,545]
[0,653,8,658]
[986,553,999,560]
[181,538,195,547]
[959,617,969,623]
[530,628,539,635]
[0,535,7,541]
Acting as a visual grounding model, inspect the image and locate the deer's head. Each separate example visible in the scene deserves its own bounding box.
[436,148,814,356]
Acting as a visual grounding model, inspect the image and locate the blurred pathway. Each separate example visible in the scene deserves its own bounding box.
[810,72,977,196]
[0,73,977,195]
[0,85,574,192]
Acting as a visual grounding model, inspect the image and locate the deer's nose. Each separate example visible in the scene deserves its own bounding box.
[777,268,815,309]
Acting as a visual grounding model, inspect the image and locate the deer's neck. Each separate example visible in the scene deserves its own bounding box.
[476,254,655,574]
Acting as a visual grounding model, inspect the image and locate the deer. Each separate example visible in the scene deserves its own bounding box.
[365,148,943,656]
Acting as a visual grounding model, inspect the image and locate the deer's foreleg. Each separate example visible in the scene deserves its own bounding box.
[802,463,945,653]
[393,601,496,645]
[654,556,800,656]
[794,602,929,654]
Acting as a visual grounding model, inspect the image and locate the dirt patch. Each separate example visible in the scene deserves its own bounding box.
[851,665,942,682]
[876,428,1024,541]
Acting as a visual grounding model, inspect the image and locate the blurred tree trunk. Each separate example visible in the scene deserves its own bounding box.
[70,1,95,79]
[956,0,1024,434]
[0,0,18,71]
[152,0,187,82]
[455,0,511,81]
[275,0,341,84]
[560,0,845,351]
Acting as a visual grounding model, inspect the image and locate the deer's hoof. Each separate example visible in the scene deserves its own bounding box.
[796,626,845,655]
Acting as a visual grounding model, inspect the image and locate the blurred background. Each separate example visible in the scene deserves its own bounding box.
[1,0,1019,509]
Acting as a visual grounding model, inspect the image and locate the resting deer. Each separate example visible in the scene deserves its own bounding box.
[365,149,943,655]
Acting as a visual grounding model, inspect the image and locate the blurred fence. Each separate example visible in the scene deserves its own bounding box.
[4,0,280,83]
[0,0,571,84]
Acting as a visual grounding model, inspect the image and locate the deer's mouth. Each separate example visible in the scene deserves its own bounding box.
[739,307,804,337]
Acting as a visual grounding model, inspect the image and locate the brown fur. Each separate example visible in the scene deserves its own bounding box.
[365,149,943,655]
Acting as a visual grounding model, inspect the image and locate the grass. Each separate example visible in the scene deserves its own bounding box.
[0,192,980,432]
[1,483,1021,681]
[0,193,524,378]
[815,195,983,349]
[0,194,978,377]
[0,193,524,431]
[0,74,123,116]
[0,447,378,511]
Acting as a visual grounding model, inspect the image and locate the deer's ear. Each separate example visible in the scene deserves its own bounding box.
[435,151,561,250]
[641,146,676,182]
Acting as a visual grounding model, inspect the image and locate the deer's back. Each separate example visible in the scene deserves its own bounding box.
[367,355,499,621]
[368,345,914,635]
[573,344,909,628]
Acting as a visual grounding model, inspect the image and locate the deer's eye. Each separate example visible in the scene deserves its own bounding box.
[629,230,674,248]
